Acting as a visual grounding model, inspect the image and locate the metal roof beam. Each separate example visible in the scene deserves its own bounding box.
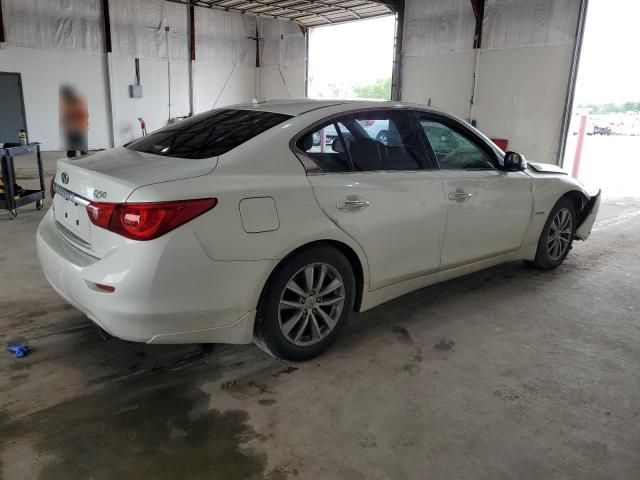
[163,0,395,26]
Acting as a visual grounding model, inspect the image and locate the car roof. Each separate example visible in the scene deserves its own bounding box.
[225,98,442,116]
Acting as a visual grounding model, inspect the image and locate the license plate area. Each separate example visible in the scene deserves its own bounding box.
[53,189,92,246]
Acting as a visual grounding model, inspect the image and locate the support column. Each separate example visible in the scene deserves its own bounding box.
[468,0,485,121]
[390,0,405,101]
[558,0,589,166]
[471,0,485,49]
[188,2,195,115]
[0,0,6,43]
[303,27,309,97]
[101,0,116,147]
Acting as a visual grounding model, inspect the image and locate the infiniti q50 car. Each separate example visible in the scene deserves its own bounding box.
[37,100,600,361]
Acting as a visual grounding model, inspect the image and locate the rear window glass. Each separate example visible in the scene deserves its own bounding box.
[126,109,292,159]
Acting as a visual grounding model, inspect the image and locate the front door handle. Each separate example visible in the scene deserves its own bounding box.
[448,190,473,202]
[337,195,371,211]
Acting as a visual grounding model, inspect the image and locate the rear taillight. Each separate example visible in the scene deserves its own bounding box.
[86,202,118,228]
[86,198,217,241]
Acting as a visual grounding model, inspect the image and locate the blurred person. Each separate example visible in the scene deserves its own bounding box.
[59,85,88,158]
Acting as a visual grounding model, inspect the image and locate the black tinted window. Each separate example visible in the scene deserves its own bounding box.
[297,122,353,173]
[297,111,428,173]
[127,109,292,159]
[345,112,426,171]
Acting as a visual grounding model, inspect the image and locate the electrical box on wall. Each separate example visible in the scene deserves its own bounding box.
[129,84,143,98]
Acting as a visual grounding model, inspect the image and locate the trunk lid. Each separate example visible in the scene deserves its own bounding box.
[52,147,217,257]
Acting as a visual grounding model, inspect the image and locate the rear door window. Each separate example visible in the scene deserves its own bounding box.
[127,109,292,159]
[297,122,354,173]
[297,110,430,173]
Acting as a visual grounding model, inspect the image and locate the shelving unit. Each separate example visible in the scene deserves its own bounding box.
[0,143,45,219]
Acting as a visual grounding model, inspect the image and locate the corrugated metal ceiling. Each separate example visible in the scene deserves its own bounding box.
[166,0,399,27]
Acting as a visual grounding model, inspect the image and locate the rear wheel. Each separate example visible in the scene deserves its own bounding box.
[531,197,576,269]
[254,245,355,361]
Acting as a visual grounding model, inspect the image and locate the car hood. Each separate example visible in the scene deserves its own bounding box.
[527,162,568,175]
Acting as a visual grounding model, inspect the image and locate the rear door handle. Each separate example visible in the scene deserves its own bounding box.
[337,196,371,211]
[448,190,473,202]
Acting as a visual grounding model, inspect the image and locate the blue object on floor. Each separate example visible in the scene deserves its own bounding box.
[7,344,31,359]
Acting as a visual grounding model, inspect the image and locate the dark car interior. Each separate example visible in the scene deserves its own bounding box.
[298,114,425,173]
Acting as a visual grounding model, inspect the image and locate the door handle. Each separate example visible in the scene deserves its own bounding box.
[448,190,473,202]
[337,196,371,211]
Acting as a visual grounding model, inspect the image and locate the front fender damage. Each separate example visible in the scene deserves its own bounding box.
[575,190,601,241]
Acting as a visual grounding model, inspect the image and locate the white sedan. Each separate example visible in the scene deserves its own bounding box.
[37,100,600,361]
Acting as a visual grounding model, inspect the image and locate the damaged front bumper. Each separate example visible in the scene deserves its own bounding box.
[575,190,601,240]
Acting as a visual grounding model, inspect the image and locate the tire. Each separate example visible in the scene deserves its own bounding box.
[254,244,356,361]
[531,197,576,269]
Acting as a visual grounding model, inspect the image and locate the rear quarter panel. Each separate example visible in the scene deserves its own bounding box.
[126,159,371,288]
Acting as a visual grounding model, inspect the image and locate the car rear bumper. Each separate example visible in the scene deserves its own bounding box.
[36,208,275,344]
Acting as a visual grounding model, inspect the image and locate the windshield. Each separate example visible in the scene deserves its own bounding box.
[126,109,292,159]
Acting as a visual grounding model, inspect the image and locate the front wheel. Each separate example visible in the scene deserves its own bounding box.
[254,245,355,361]
[531,197,576,269]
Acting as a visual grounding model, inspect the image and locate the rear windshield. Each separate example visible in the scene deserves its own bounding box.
[126,109,292,159]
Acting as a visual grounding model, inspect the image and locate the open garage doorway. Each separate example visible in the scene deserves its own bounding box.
[563,0,640,200]
[307,16,396,100]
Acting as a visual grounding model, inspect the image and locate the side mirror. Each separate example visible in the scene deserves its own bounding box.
[504,151,527,171]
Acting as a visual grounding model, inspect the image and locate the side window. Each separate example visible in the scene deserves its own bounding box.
[420,119,497,170]
[343,112,427,172]
[297,122,352,173]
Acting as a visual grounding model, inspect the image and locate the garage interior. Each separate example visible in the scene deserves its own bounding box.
[1,0,639,478]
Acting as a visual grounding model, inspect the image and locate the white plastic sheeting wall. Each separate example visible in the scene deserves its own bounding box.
[402,0,475,119]
[2,0,104,54]
[108,0,190,145]
[0,0,304,150]
[194,9,256,113]
[110,0,188,60]
[257,18,306,100]
[402,0,580,164]
[483,0,580,50]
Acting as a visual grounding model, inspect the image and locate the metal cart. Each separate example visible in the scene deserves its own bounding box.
[1,143,45,220]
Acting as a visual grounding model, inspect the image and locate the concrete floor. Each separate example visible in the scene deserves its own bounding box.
[1,152,639,479]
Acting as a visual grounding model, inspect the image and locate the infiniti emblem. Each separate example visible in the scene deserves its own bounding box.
[61,172,69,184]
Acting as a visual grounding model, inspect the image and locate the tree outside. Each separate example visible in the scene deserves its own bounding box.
[352,78,392,100]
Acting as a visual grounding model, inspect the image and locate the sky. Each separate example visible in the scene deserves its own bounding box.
[307,16,395,99]
[574,0,640,105]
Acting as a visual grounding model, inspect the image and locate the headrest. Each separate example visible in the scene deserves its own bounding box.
[332,136,351,153]
[350,138,384,171]
[301,134,314,151]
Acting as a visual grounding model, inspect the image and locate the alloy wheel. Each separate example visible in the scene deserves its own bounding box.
[547,208,572,260]
[278,263,346,347]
